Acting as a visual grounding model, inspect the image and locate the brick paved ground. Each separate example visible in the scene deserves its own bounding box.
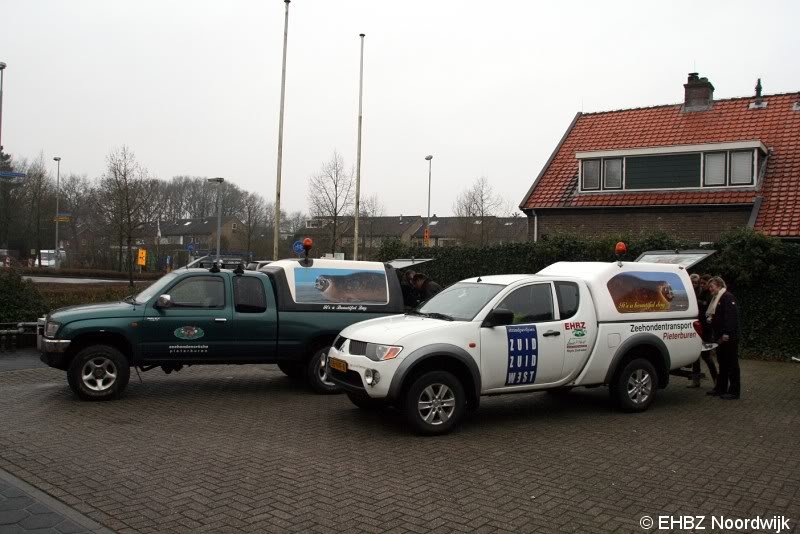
[0,353,798,533]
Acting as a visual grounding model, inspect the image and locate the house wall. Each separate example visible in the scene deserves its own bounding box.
[530,206,752,243]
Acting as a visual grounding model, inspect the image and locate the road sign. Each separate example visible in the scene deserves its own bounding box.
[292,240,305,256]
[136,249,147,267]
[423,228,430,240]
[186,243,194,253]
[53,216,70,223]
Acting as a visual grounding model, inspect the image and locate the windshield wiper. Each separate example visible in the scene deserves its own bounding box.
[425,312,454,321]
[407,310,454,321]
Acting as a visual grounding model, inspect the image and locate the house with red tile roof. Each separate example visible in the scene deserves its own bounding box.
[519,73,800,242]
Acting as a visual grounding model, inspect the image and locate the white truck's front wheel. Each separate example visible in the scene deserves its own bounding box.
[403,371,465,435]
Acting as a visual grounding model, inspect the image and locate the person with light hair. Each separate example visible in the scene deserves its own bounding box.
[705,276,741,400]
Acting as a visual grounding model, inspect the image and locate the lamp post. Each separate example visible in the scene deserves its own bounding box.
[425,155,433,246]
[273,0,291,261]
[353,33,365,261]
[208,177,224,263]
[53,156,61,268]
[0,61,6,152]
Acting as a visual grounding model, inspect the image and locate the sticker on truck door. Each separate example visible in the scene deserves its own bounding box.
[506,325,538,385]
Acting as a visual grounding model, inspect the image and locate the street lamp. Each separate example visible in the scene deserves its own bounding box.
[425,155,433,246]
[208,177,224,263]
[0,61,7,152]
[53,156,61,268]
[273,0,291,260]
[353,33,365,261]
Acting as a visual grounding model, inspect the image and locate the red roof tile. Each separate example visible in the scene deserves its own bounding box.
[521,93,800,237]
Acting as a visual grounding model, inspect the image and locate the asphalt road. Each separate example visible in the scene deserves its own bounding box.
[23,276,131,284]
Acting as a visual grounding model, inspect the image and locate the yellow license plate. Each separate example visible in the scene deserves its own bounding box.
[329,357,348,373]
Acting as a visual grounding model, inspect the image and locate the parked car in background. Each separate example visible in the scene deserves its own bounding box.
[246,260,272,271]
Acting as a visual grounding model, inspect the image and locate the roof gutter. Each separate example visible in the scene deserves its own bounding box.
[519,111,582,212]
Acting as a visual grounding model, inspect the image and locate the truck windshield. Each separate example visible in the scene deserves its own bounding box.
[415,282,504,321]
[133,272,182,304]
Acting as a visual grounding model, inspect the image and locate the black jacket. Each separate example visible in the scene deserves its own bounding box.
[420,280,443,301]
[710,291,740,342]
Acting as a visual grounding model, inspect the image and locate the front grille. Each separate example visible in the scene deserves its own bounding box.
[329,368,365,389]
[348,340,367,356]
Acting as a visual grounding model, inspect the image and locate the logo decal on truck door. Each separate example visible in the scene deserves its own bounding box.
[174,326,205,340]
[506,325,538,385]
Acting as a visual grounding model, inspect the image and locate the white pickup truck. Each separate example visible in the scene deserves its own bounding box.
[327,260,703,434]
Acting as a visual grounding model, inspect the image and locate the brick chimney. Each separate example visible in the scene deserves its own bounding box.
[683,72,714,112]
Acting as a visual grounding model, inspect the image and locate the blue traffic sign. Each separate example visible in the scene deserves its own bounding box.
[186,243,194,253]
[292,240,305,256]
[0,171,26,178]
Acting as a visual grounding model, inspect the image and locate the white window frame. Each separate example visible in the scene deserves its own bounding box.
[576,142,763,193]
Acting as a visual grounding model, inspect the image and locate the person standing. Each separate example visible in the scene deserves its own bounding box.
[412,273,443,301]
[688,274,718,388]
[705,277,740,400]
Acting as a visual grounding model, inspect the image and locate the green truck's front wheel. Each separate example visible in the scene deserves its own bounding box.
[277,361,305,381]
[306,346,341,395]
[67,344,130,401]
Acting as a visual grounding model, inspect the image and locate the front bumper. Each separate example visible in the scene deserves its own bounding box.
[36,319,71,368]
[326,346,396,399]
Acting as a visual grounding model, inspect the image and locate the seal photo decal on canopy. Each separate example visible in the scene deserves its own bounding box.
[607,271,689,313]
[295,267,388,304]
[174,326,205,340]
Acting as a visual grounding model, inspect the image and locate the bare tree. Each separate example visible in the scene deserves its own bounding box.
[453,176,504,245]
[59,173,94,264]
[98,146,158,286]
[357,194,385,258]
[307,151,355,254]
[18,155,53,266]
[241,192,265,258]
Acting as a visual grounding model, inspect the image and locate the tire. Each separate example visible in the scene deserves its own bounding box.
[403,371,465,435]
[610,357,658,412]
[277,361,305,381]
[305,346,341,394]
[67,344,130,401]
[346,391,386,410]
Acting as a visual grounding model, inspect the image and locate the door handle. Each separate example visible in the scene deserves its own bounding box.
[214,318,227,323]
[543,330,560,337]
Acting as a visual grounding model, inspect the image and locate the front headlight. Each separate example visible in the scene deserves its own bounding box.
[365,343,402,361]
[45,321,61,338]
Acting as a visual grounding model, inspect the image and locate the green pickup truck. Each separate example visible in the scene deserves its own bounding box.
[37,259,404,400]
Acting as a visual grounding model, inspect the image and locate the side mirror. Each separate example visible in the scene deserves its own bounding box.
[156,294,172,308]
[483,308,515,328]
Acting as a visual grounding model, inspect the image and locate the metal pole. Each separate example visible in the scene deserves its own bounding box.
[425,155,432,246]
[53,157,61,268]
[353,33,365,261]
[215,182,222,262]
[0,62,6,153]
[273,0,290,261]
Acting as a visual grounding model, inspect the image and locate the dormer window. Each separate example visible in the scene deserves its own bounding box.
[577,141,764,192]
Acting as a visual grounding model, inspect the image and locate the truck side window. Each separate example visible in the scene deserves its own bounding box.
[496,283,554,324]
[169,276,225,308]
[234,277,267,313]
[554,281,580,320]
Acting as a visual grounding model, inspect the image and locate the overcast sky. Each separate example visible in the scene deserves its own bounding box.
[1,0,798,217]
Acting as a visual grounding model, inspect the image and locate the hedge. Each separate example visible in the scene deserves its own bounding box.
[378,229,800,360]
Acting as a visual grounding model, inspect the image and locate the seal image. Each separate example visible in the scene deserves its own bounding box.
[314,271,387,303]
[607,274,675,312]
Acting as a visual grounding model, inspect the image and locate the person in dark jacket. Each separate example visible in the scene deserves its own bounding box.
[688,274,718,388]
[412,273,443,301]
[705,276,741,400]
[400,270,421,309]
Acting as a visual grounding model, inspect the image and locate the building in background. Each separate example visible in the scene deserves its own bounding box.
[520,73,800,242]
